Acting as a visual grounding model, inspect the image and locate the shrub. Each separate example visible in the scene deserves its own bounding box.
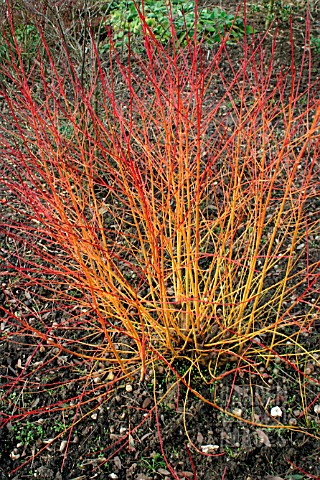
[0,0,319,475]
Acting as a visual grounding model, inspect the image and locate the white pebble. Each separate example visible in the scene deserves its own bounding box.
[59,440,68,453]
[314,404,320,414]
[232,408,242,417]
[270,406,282,417]
[201,444,219,454]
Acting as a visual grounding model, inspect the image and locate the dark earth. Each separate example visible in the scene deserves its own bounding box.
[1,1,320,479]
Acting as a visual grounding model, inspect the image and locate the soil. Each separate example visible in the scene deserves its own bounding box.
[1,1,320,479]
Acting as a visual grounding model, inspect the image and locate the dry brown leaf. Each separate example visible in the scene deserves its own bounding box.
[157,468,170,475]
[265,476,285,480]
[142,397,151,409]
[256,429,271,447]
[113,456,121,469]
[197,431,204,444]
[178,472,194,478]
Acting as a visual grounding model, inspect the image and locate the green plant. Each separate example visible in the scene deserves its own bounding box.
[0,1,319,476]
[224,444,241,458]
[0,22,40,67]
[12,421,45,445]
[141,452,167,473]
[106,0,252,49]
[263,0,308,28]
[310,35,320,53]
[249,3,262,13]
[52,421,68,433]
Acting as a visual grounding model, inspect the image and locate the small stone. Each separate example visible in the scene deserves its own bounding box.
[232,408,242,417]
[314,405,320,414]
[107,372,115,381]
[91,412,98,420]
[125,384,133,392]
[289,418,297,426]
[270,406,282,417]
[59,440,67,453]
[306,362,314,373]
[201,444,219,453]
[10,451,20,460]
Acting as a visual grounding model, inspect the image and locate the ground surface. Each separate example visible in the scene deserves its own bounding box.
[1,1,320,479]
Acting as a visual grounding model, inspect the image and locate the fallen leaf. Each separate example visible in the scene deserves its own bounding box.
[196,432,204,444]
[157,468,170,475]
[233,385,243,395]
[98,205,109,215]
[256,429,271,447]
[30,397,40,409]
[142,397,151,409]
[265,476,285,480]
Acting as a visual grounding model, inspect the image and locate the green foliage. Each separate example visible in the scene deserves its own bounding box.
[0,22,40,74]
[264,0,293,24]
[250,0,307,28]
[52,421,68,433]
[12,421,45,445]
[310,35,320,53]
[106,0,252,49]
[141,452,167,473]
[0,23,40,58]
